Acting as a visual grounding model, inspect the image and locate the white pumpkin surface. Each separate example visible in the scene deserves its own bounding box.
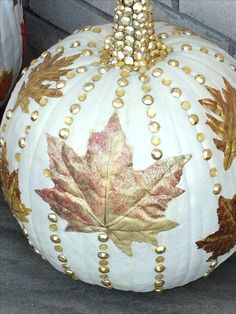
[1,19,236,292]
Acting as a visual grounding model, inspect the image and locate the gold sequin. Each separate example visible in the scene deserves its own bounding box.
[59,128,70,140]
[159,32,169,39]
[213,183,222,195]
[87,41,96,48]
[82,49,93,56]
[142,95,154,106]
[156,256,165,263]
[162,78,172,86]
[6,110,12,120]
[98,252,109,259]
[181,101,191,110]
[93,27,102,33]
[215,53,224,62]
[83,25,92,31]
[39,98,48,106]
[0,137,4,147]
[200,47,209,54]
[151,136,161,146]
[22,228,28,237]
[98,233,109,242]
[195,74,206,84]
[118,78,129,87]
[168,59,179,67]
[182,66,191,74]
[203,149,212,160]
[18,137,26,149]
[70,40,81,48]
[155,280,165,287]
[76,66,87,73]
[155,264,165,273]
[83,82,94,92]
[56,80,66,89]
[65,269,74,276]
[149,121,160,133]
[70,104,81,114]
[146,108,156,119]
[99,244,108,250]
[152,68,163,77]
[181,44,192,51]
[15,153,21,162]
[155,246,166,254]
[25,126,31,134]
[151,148,163,160]
[54,245,63,252]
[99,260,109,266]
[113,98,124,109]
[58,254,68,263]
[49,224,58,232]
[197,133,206,142]
[92,74,101,82]
[116,88,125,97]
[188,114,199,125]
[142,84,152,92]
[50,235,61,243]
[65,117,74,125]
[210,168,218,177]
[170,87,182,98]
[210,260,218,268]
[99,266,109,273]
[44,169,51,177]
[66,71,75,79]
[31,111,39,121]
[78,93,87,101]
[48,213,58,223]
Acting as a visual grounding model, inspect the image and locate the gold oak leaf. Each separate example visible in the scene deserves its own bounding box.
[199,78,236,170]
[196,194,236,261]
[36,115,191,256]
[0,145,31,222]
[14,51,80,113]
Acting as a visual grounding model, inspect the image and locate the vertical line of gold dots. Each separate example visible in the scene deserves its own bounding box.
[154,244,166,293]
[112,65,131,109]
[47,212,79,280]
[97,232,112,289]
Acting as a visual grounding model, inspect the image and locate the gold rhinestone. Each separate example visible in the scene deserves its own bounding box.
[70,104,81,115]
[99,244,108,250]
[76,66,87,73]
[87,41,96,48]
[41,51,49,57]
[78,93,87,101]
[56,80,66,89]
[142,84,152,92]
[116,88,125,97]
[39,98,48,106]
[168,59,179,67]
[230,64,236,71]
[155,280,165,287]
[188,114,199,125]
[66,71,75,79]
[22,228,28,237]
[83,82,94,92]
[98,252,109,259]
[49,224,58,232]
[203,149,212,160]
[151,136,161,146]
[181,101,191,110]
[155,264,165,273]
[48,213,58,222]
[171,87,182,98]
[99,67,109,74]
[146,108,156,119]
[155,274,164,280]
[63,264,71,270]
[18,137,26,149]
[99,260,109,266]
[31,59,37,65]
[44,169,51,177]
[56,45,64,53]
[100,274,108,280]
[155,246,166,254]
[50,235,61,243]
[93,27,102,33]
[54,245,63,252]
[99,266,109,273]
[155,288,164,294]
[213,183,222,195]
[139,75,149,83]
[142,95,154,106]
[113,98,124,109]
[210,168,218,177]
[152,68,163,77]
[200,47,209,54]
[92,61,100,67]
[156,256,165,263]
[118,78,129,87]
[92,74,101,82]
[65,117,74,125]
[101,279,111,287]
[59,128,70,140]
[0,137,4,147]
[83,25,92,31]
[82,49,93,56]
[151,148,163,161]
[149,121,160,133]
[210,260,218,268]
[70,40,81,48]
[197,133,205,142]
[6,110,12,120]
[98,233,109,242]
[182,66,191,74]
[166,46,174,53]
[215,53,224,62]
[15,153,21,162]
[31,111,39,121]
[159,32,169,39]
[121,70,130,78]
[65,269,74,276]
[58,254,68,263]
[195,74,206,84]
[34,248,40,254]
[25,126,31,134]
[181,44,192,51]
[162,78,172,86]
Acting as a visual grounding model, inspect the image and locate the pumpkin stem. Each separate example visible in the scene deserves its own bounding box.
[101,0,167,70]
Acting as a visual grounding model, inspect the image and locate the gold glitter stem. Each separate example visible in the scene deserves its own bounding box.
[101,0,167,70]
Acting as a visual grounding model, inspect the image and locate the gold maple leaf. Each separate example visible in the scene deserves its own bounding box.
[0,145,31,222]
[196,194,236,261]
[199,78,236,170]
[14,51,80,113]
[36,115,191,256]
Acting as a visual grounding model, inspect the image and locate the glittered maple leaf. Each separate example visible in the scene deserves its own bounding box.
[36,115,191,256]
[199,78,236,170]
[14,51,80,113]
[196,194,236,261]
[0,145,31,222]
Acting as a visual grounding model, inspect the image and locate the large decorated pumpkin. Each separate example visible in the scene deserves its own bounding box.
[1,0,236,293]
[0,0,24,106]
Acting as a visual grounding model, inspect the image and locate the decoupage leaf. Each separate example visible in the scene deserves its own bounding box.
[0,145,31,222]
[199,78,236,170]
[196,194,236,261]
[14,51,80,113]
[0,69,13,101]
[36,115,191,256]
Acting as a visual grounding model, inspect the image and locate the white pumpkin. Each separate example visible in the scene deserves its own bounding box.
[1,0,236,293]
[0,0,24,106]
